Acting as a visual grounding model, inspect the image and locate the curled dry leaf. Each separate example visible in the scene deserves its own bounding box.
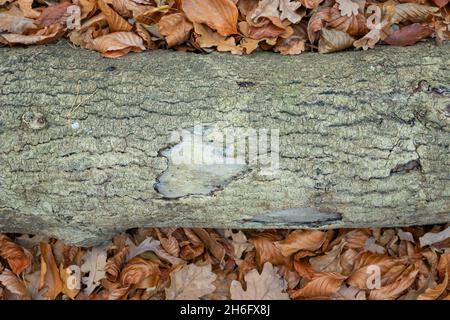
[290,272,347,299]
[191,228,225,263]
[417,270,448,300]
[0,24,65,46]
[120,257,160,288]
[36,3,73,27]
[105,246,128,282]
[318,28,355,53]
[165,263,217,300]
[274,36,306,55]
[275,230,326,257]
[39,243,63,300]
[419,225,450,247]
[384,23,433,46]
[97,0,133,32]
[182,0,238,36]
[0,11,37,34]
[230,262,289,300]
[392,3,440,24]
[0,269,31,300]
[347,252,403,289]
[0,235,32,275]
[194,23,242,54]
[250,233,289,267]
[368,262,420,300]
[158,13,193,48]
[332,284,367,300]
[309,241,346,272]
[91,31,146,58]
[18,0,41,19]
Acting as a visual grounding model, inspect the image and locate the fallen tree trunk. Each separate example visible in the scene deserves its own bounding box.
[0,41,449,246]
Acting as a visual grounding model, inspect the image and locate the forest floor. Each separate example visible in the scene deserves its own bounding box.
[0,224,449,300]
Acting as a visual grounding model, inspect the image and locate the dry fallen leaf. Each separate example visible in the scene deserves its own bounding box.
[158,13,193,48]
[0,269,31,300]
[165,263,217,300]
[194,23,242,54]
[39,243,64,300]
[419,226,450,247]
[291,272,347,299]
[230,262,289,300]
[318,28,355,53]
[80,243,108,295]
[182,0,238,36]
[275,230,326,256]
[0,235,32,275]
[91,32,146,58]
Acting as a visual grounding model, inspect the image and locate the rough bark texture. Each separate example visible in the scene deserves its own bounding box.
[0,41,449,246]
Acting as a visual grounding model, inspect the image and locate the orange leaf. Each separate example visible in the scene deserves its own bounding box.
[250,233,289,267]
[182,0,238,36]
[275,230,326,257]
[368,262,420,300]
[97,0,132,32]
[91,32,146,58]
[290,272,347,299]
[0,235,32,275]
[158,13,193,48]
[39,243,63,300]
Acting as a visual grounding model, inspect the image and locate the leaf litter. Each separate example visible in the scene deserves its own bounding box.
[0,224,449,300]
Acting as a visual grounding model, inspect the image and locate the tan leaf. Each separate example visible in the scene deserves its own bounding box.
[39,243,63,300]
[0,269,31,300]
[224,230,253,259]
[274,36,306,55]
[0,235,32,275]
[0,12,37,34]
[318,28,355,53]
[230,262,289,300]
[135,22,157,49]
[275,230,326,257]
[91,32,146,58]
[419,226,450,247]
[368,262,420,300]
[332,284,367,300]
[291,272,347,299]
[393,3,440,24]
[310,241,347,272]
[250,0,280,23]
[97,0,132,32]
[165,263,217,300]
[80,0,97,19]
[194,23,242,54]
[279,0,304,23]
[80,243,108,296]
[158,13,193,48]
[417,270,448,300]
[0,24,65,46]
[336,0,360,17]
[18,0,40,19]
[182,0,238,36]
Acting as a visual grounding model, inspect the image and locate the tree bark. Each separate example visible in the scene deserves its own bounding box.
[0,41,449,246]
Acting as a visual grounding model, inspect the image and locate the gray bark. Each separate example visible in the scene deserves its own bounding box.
[0,40,449,246]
